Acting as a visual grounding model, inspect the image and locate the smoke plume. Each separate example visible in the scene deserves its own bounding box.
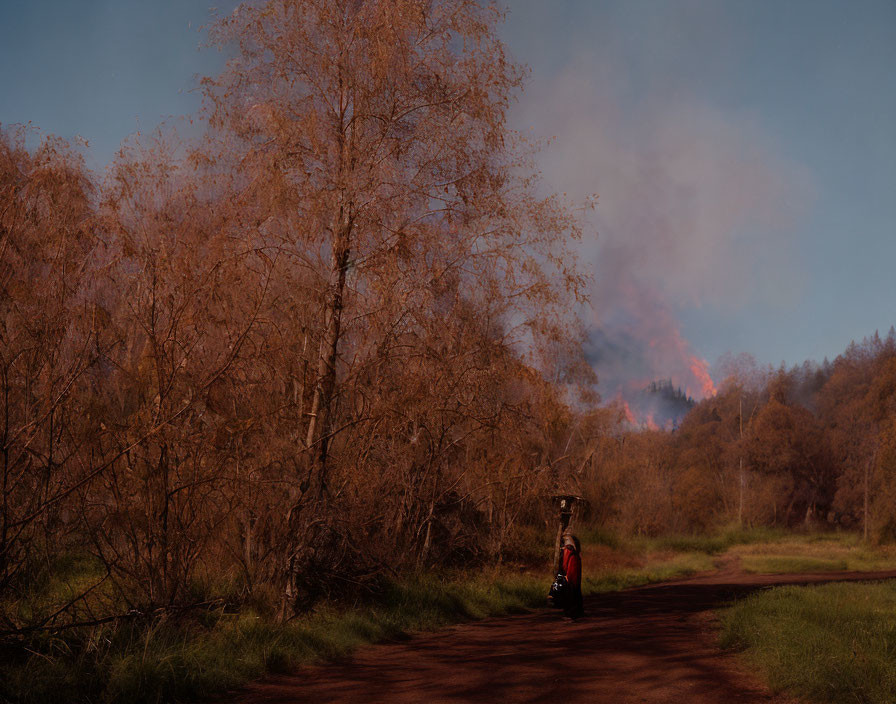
[514,55,809,416]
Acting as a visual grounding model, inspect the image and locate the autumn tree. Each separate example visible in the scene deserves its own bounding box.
[200,0,588,611]
[87,131,277,608]
[743,374,835,525]
[0,127,99,620]
[813,333,895,538]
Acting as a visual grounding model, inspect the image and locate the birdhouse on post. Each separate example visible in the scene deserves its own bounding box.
[551,494,586,573]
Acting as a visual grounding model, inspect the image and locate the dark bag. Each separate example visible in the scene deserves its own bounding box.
[548,572,568,606]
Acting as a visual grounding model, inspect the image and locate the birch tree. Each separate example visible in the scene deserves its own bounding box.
[202,0,588,612]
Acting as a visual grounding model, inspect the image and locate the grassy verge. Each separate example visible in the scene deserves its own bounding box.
[631,525,790,555]
[2,553,709,704]
[584,551,715,593]
[740,555,849,573]
[726,532,896,574]
[720,581,896,703]
[2,571,544,704]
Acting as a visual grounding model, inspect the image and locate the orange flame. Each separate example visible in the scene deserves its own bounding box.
[688,355,717,398]
[617,398,636,424]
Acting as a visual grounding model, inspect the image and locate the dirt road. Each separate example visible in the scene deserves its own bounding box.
[231,568,896,703]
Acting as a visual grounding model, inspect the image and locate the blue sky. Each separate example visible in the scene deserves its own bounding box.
[1,0,894,390]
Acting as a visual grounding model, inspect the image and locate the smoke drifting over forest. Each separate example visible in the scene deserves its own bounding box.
[512,49,810,417]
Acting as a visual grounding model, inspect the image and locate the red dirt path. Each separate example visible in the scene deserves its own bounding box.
[229,567,896,703]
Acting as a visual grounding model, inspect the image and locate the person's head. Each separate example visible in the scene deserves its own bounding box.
[562,532,581,553]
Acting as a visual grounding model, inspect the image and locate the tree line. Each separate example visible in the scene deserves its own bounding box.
[579,332,896,539]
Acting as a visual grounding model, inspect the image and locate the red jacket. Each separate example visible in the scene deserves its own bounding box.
[561,546,581,587]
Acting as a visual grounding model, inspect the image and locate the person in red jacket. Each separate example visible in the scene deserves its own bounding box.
[560,533,584,618]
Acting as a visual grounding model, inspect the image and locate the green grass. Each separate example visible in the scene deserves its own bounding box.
[575,525,625,550]
[3,551,109,625]
[584,552,715,593]
[104,572,550,704]
[721,581,896,703]
[0,547,716,704]
[632,525,790,555]
[741,556,849,573]
[729,532,896,574]
[1,571,547,704]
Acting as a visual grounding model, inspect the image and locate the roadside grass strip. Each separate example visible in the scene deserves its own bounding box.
[0,552,710,704]
[721,581,896,704]
[729,534,896,574]
[0,572,546,704]
[584,552,715,594]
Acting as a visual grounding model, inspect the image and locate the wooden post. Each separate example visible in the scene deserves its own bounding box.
[551,494,585,573]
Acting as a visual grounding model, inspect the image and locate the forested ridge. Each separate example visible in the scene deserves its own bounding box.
[592,331,896,539]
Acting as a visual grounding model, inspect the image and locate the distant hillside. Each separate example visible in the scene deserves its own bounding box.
[632,379,696,429]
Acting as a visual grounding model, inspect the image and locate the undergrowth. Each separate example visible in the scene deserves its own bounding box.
[1,572,546,704]
[0,546,709,704]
